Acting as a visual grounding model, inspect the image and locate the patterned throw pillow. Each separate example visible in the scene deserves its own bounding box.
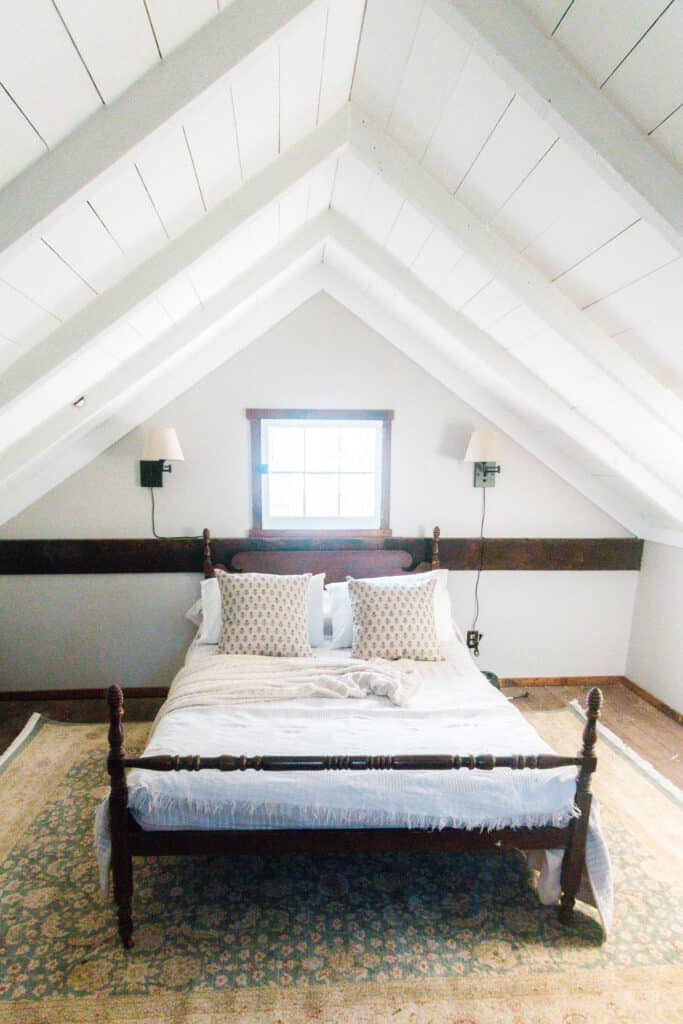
[348,577,444,661]
[216,571,313,657]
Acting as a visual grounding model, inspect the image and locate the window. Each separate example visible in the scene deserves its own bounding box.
[247,409,393,535]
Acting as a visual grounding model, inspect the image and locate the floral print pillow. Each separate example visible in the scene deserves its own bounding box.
[216,571,312,657]
[348,577,444,661]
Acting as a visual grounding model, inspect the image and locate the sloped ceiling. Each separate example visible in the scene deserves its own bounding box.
[0,0,682,543]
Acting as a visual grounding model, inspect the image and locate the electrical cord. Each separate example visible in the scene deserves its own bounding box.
[149,487,202,540]
[471,485,486,636]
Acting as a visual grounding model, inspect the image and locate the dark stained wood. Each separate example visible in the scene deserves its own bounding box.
[107,685,134,949]
[231,548,417,582]
[0,535,643,574]
[502,676,624,688]
[0,687,169,701]
[623,676,683,725]
[246,408,395,539]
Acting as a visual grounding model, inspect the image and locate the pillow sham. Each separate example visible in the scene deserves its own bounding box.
[216,571,312,657]
[326,569,456,650]
[195,572,325,646]
[348,576,443,661]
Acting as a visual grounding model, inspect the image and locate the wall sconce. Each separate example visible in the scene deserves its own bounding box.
[139,427,184,487]
[464,430,503,488]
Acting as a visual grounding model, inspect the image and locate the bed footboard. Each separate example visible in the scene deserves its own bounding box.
[106,685,602,949]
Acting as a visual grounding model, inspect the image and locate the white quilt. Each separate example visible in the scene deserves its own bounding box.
[95,642,612,931]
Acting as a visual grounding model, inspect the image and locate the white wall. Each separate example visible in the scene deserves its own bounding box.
[0,292,638,691]
[627,542,683,714]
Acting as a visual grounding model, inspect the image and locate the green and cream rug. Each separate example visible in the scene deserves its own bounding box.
[0,706,681,1023]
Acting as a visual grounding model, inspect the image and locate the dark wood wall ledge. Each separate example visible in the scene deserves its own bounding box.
[0,536,643,574]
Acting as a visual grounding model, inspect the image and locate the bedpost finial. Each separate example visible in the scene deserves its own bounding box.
[107,684,123,710]
[431,526,441,570]
[586,686,603,719]
[203,527,210,542]
[433,525,440,541]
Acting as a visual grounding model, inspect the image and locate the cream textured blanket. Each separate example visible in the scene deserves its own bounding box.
[152,654,419,731]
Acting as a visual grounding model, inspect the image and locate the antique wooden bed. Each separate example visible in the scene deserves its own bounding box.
[106,527,602,949]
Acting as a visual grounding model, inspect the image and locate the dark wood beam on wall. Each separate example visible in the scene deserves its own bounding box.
[0,536,643,574]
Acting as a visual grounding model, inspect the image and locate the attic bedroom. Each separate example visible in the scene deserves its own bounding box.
[0,1,681,1022]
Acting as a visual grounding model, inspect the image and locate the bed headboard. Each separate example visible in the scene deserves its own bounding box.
[202,527,441,583]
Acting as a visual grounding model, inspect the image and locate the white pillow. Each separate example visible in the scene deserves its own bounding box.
[195,572,326,646]
[326,569,457,650]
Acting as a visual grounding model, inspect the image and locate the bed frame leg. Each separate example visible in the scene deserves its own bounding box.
[107,684,135,949]
[558,686,602,925]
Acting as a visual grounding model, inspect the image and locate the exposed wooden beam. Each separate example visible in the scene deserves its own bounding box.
[0,0,319,265]
[427,0,683,255]
[0,108,348,444]
[348,105,683,437]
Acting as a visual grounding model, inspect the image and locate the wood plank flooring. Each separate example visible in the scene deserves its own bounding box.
[0,683,681,788]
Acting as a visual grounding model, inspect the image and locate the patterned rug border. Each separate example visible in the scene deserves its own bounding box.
[568,699,683,807]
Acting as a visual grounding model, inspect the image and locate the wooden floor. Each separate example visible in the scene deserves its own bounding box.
[1,683,681,788]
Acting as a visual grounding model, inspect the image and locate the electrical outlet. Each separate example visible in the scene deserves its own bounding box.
[466,630,482,650]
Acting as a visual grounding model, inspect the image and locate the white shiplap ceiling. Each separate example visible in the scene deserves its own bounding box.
[0,0,682,543]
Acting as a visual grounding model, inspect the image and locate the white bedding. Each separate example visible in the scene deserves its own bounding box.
[96,641,612,930]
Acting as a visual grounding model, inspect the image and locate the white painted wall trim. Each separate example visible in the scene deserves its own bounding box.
[0,0,320,267]
[427,0,683,256]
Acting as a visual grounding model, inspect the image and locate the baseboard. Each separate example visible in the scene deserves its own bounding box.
[622,677,683,725]
[0,686,169,701]
[501,676,625,688]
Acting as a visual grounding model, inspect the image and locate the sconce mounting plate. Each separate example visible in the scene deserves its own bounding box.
[473,461,500,488]
[140,460,167,487]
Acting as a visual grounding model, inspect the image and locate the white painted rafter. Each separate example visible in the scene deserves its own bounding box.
[0,107,348,443]
[426,0,683,255]
[347,106,683,435]
[0,0,320,266]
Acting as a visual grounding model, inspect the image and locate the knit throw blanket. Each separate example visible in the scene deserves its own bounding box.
[152,655,420,732]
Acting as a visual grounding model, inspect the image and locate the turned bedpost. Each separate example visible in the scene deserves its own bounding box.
[202,527,214,578]
[431,526,441,570]
[559,686,603,924]
[107,684,134,949]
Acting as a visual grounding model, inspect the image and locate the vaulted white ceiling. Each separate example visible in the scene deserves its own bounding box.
[0,0,682,543]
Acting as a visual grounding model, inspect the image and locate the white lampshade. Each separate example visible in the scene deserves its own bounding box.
[142,427,184,462]
[464,430,503,463]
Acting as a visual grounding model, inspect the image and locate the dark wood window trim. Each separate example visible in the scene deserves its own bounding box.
[246,409,393,539]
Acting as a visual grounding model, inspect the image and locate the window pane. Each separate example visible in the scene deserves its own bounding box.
[268,473,304,517]
[305,426,339,472]
[305,473,339,516]
[267,426,304,471]
[339,426,377,473]
[339,473,375,517]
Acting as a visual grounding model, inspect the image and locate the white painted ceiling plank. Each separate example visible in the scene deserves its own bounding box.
[278,2,327,151]
[518,0,573,35]
[387,4,470,160]
[1,239,94,321]
[155,276,203,324]
[492,139,600,252]
[555,220,679,309]
[143,0,220,57]
[89,164,169,264]
[188,225,252,303]
[279,179,311,239]
[422,51,513,191]
[231,47,280,178]
[603,1,683,133]
[54,0,159,103]
[95,322,149,363]
[125,299,174,342]
[384,202,433,267]
[461,281,519,330]
[488,304,546,348]
[317,0,365,122]
[409,228,464,289]
[456,96,557,224]
[0,108,348,412]
[436,255,491,310]
[585,257,683,337]
[181,88,243,209]
[0,0,100,147]
[0,88,46,190]
[0,0,318,265]
[355,174,404,247]
[134,126,206,237]
[523,180,639,280]
[305,157,337,219]
[351,0,423,126]
[553,0,669,91]
[0,280,59,349]
[426,0,683,254]
[42,202,128,292]
[0,338,23,374]
[652,103,683,167]
[330,151,373,221]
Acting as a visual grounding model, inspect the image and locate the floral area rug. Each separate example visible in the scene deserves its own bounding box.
[0,707,681,1023]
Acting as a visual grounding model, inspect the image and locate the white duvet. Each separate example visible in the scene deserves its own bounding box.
[95,642,613,931]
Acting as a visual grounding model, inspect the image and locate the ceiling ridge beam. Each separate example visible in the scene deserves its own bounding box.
[0,107,348,444]
[348,105,683,437]
[426,0,683,255]
[0,0,320,266]
[324,210,683,527]
[0,222,329,525]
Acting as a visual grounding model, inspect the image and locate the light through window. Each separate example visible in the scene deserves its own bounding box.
[247,410,393,534]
